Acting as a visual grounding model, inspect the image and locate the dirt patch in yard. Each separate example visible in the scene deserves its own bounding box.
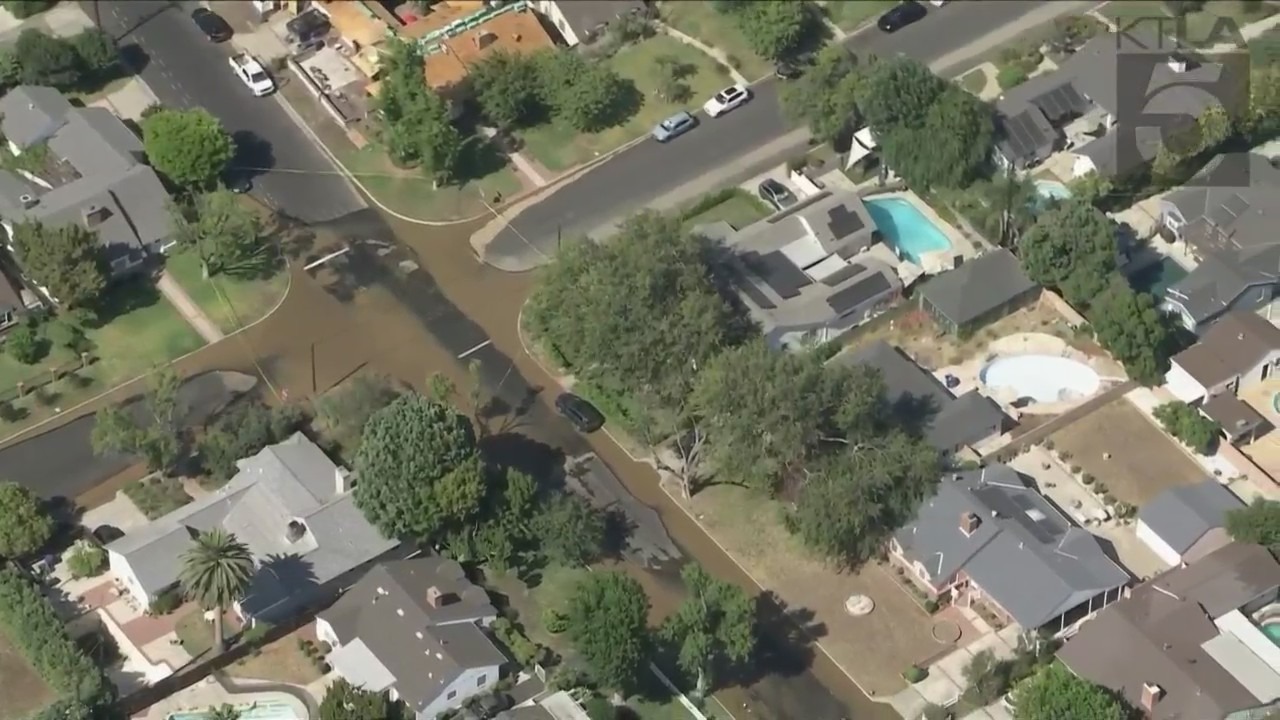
[671,480,945,697]
[1049,398,1206,506]
[0,629,56,720]
[227,626,322,685]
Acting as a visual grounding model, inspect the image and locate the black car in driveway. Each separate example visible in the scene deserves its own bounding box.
[555,393,605,433]
[878,1,927,32]
[192,8,233,42]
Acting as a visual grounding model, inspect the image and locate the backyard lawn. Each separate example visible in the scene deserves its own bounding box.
[680,188,772,231]
[821,0,894,32]
[520,35,731,172]
[226,628,323,685]
[0,278,204,438]
[1100,0,1274,46]
[1050,398,1206,506]
[165,251,289,335]
[656,1,772,80]
[0,630,55,720]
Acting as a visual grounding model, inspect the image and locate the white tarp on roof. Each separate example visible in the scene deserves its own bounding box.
[846,127,879,169]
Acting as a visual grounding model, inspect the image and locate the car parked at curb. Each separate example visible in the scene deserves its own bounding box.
[555,393,605,433]
[703,84,750,118]
[758,178,798,211]
[878,1,927,33]
[192,8,233,42]
[652,111,696,142]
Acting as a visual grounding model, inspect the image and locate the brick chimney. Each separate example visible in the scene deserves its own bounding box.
[959,511,981,536]
[1141,683,1163,714]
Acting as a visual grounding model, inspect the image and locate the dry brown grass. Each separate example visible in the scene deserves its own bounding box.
[843,298,1077,369]
[1050,399,1205,506]
[228,628,323,685]
[0,631,55,720]
[672,480,946,696]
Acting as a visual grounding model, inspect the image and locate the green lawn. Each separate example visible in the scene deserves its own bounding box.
[520,35,732,172]
[959,68,989,95]
[657,1,772,81]
[175,609,213,660]
[1251,26,1280,65]
[164,251,289,335]
[821,0,894,32]
[0,279,204,437]
[1100,0,1274,46]
[122,476,192,519]
[680,188,771,231]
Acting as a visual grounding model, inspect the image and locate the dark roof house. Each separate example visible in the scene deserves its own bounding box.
[832,340,1006,453]
[725,191,904,350]
[1166,310,1280,402]
[892,465,1129,631]
[319,556,506,720]
[1058,543,1280,720]
[916,249,1038,334]
[0,86,172,275]
[1136,481,1243,565]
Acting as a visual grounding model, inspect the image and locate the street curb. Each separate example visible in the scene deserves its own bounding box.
[513,300,898,708]
[0,266,295,450]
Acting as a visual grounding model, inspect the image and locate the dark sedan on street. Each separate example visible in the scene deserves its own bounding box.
[878,1,927,33]
[555,393,605,433]
[192,8,233,43]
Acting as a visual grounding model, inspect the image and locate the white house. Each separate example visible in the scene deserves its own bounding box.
[1136,481,1244,567]
[533,0,644,46]
[1165,311,1280,404]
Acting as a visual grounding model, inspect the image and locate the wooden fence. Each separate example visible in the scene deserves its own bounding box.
[0,352,96,404]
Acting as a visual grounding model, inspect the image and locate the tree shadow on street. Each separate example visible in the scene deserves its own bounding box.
[722,590,827,687]
[479,431,567,492]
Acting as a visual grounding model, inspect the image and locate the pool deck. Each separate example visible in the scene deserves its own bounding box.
[862,189,979,275]
[144,686,310,720]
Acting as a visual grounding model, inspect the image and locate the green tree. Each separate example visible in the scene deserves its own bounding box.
[1244,64,1280,141]
[469,50,543,129]
[780,45,864,144]
[319,678,404,720]
[353,393,485,541]
[660,564,756,696]
[70,28,118,81]
[5,323,42,364]
[65,539,108,579]
[1013,664,1129,720]
[1019,201,1117,308]
[1225,497,1280,550]
[170,190,271,278]
[179,528,253,655]
[206,705,241,720]
[1152,401,1221,455]
[198,401,304,482]
[10,222,106,308]
[0,481,52,558]
[858,56,947,135]
[538,52,632,133]
[375,40,462,183]
[314,373,401,455]
[567,571,650,692]
[733,0,817,61]
[1087,280,1172,385]
[15,29,81,88]
[141,108,236,189]
[89,367,184,474]
[532,493,606,566]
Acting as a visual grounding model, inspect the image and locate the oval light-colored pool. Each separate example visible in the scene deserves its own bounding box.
[1034,179,1072,201]
[169,700,303,720]
[865,197,952,264]
[980,355,1100,403]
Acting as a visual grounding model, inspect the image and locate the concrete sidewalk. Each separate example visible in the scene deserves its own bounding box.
[158,270,225,344]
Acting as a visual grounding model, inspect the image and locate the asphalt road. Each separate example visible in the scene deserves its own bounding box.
[483,0,1063,270]
[87,0,364,223]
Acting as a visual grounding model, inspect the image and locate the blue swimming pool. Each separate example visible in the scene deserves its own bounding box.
[1034,179,1072,201]
[169,701,301,720]
[865,197,952,265]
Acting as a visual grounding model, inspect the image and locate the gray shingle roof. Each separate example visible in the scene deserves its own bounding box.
[0,86,73,148]
[106,433,396,611]
[320,557,504,713]
[1138,481,1243,555]
[47,107,144,177]
[895,465,1129,629]
[549,0,644,40]
[916,249,1038,329]
[1171,310,1280,386]
[834,340,1005,451]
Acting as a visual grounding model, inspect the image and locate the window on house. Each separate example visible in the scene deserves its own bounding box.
[447,690,457,700]
[477,674,487,687]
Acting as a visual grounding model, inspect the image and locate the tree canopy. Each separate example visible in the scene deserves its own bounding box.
[567,571,651,693]
[171,190,272,278]
[1152,401,1221,455]
[1013,664,1129,720]
[198,400,304,482]
[1018,201,1117,308]
[1226,497,1280,551]
[179,528,253,655]
[90,367,185,474]
[10,222,106,308]
[660,564,756,696]
[720,0,819,62]
[141,108,236,189]
[15,29,79,88]
[353,393,485,541]
[319,678,405,720]
[0,481,52,558]
[537,51,633,133]
[1087,279,1172,385]
[532,493,607,566]
[469,50,544,129]
[780,45,863,144]
[375,40,462,183]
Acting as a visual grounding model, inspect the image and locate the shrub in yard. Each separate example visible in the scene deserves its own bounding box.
[1095,482,1108,494]
[922,704,952,720]
[1058,450,1072,461]
[923,599,939,614]
[1081,473,1096,485]
[543,608,570,634]
[1042,439,1055,451]
[903,665,928,684]
[296,637,310,652]
[1153,400,1221,455]
[1070,464,1082,475]
[492,617,543,667]
[3,0,56,19]
[148,587,183,616]
[996,65,1028,91]
[65,539,107,579]
[6,323,44,364]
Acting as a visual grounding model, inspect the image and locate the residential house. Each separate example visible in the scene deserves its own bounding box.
[719,191,904,350]
[994,29,1232,177]
[533,0,645,47]
[421,8,556,102]
[830,340,1006,455]
[317,556,507,720]
[1164,310,1279,443]
[915,249,1039,335]
[1136,481,1244,567]
[105,433,398,624]
[1058,542,1280,720]
[1159,153,1280,332]
[0,258,40,331]
[498,691,593,720]
[0,86,173,285]
[889,464,1129,635]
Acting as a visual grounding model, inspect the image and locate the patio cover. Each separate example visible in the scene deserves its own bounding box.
[846,127,878,169]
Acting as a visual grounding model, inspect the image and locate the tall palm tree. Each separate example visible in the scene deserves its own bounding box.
[179,528,254,655]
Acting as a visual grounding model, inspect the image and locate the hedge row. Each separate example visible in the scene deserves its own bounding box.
[0,566,110,712]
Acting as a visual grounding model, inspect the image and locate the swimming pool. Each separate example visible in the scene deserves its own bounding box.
[169,701,302,720]
[1128,257,1188,299]
[1265,622,1280,645]
[1034,179,1072,201]
[865,197,952,265]
[980,355,1101,403]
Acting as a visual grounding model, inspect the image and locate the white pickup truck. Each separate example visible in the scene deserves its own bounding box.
[228,53,275,97]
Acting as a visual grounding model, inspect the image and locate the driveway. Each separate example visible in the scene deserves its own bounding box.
[86,0,364,222]
[482,0,1095,271]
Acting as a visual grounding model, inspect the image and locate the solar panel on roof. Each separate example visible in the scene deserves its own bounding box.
[999,110,1051,161]
[1223,193,1251,217]
[827,204,865,239]
[748,250,810,299]
[821,262,867,288]
[1030,83,1087,122]
[737,278,776,309]
[826,272,891,316]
